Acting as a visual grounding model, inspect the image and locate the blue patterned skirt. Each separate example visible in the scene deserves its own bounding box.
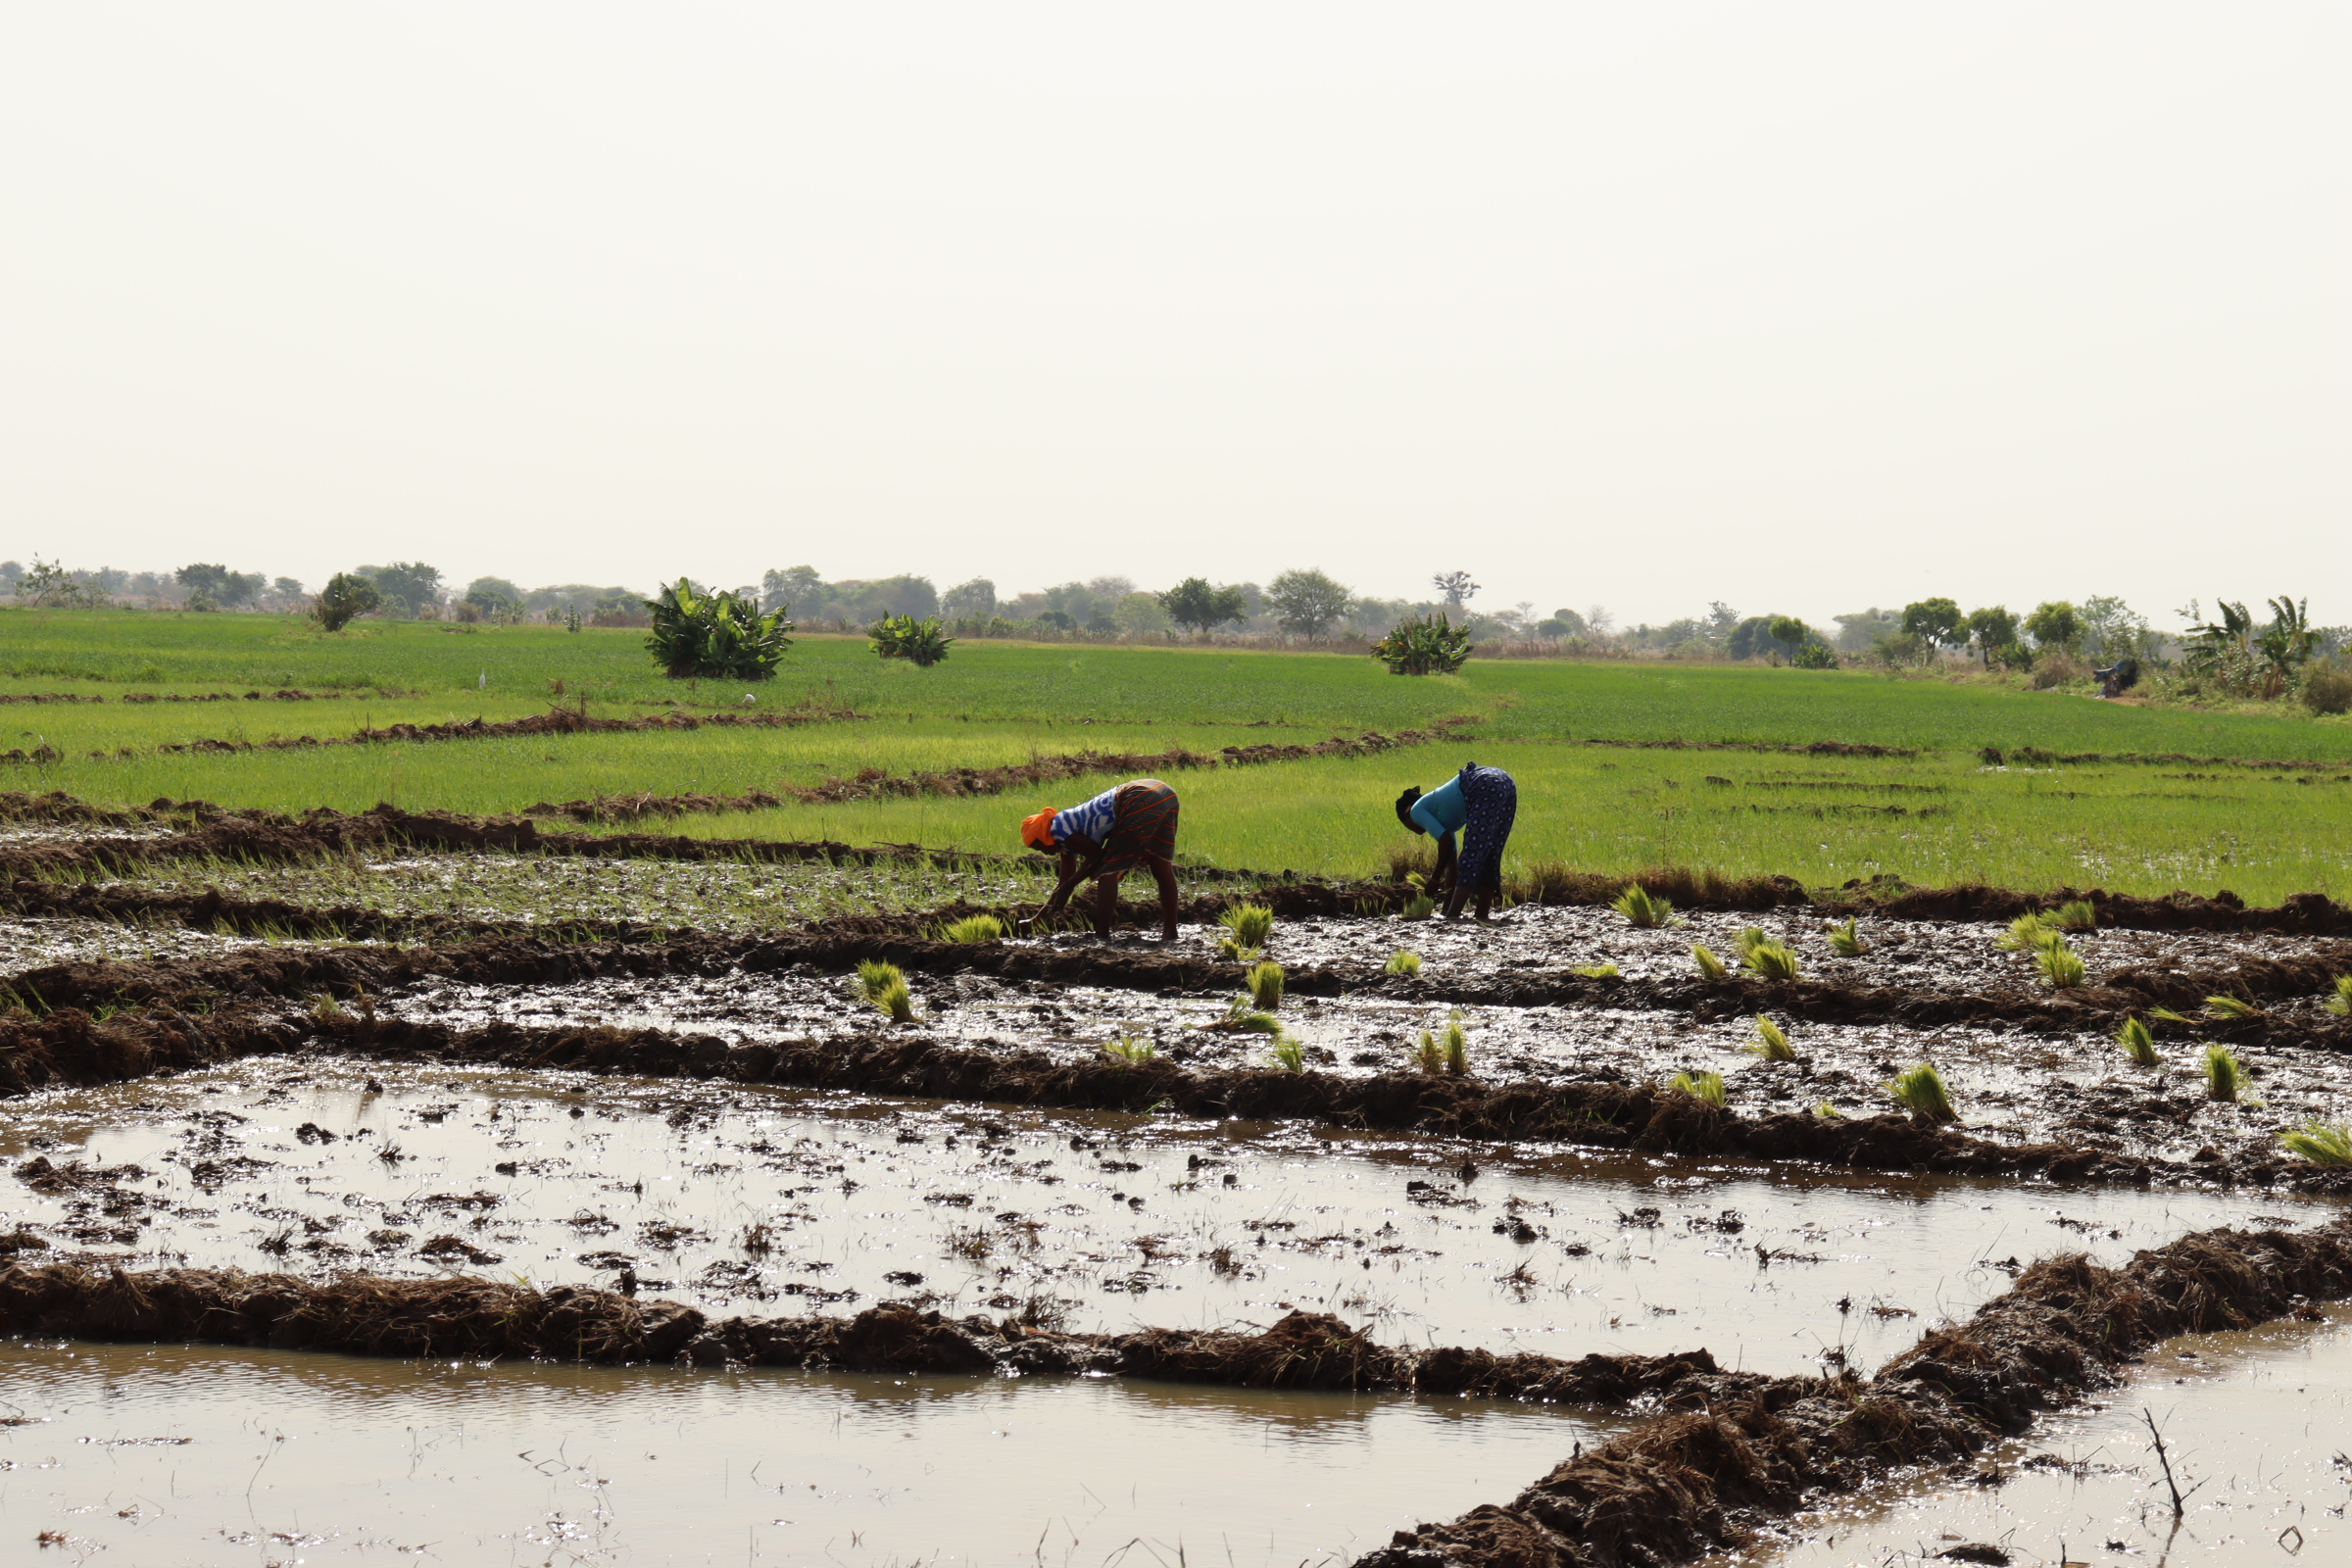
[1453,763,1517,892]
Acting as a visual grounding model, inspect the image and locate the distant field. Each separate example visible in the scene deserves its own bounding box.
[4,609,2348,900]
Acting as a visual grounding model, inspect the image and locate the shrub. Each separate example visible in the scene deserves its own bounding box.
[2118,1015,2160,1067]
[1691,944,1730,981]
[1667,1070,1727,1106]
[868,613,955,667]
[1745,940,1801,982]
[2036,939,2086,989]
[1612,884,1677,928]
[1247,961,1286,1010]
[647,579,794,679]
[1827,918,1865,957]
[1371,612,1473,675]
[312,572,382,632]
[857,959,914,1023]
[935,914,1005,944]
[1748,1016,1795,1061]
[2203,1043,2245,1102]
[2328,975,2352,1017]
[2280,1121,2352,1167]
[1791,642,1837,669]
[1385,951,1422,978]
[2303,668,2352,716]
[1885,1062,1957,1123]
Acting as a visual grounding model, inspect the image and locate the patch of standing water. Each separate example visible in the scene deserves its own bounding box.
[0,1337,1625,1565]
[1720,1304,2352,1567]
[4,1059,2334,1377]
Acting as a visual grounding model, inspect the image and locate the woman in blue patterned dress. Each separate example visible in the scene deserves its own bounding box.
[1395,762,1517,921]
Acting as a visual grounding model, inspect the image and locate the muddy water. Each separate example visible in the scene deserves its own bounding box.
[1724,1303,2352,1566]
[0,1336,1620,1565]
[6,1060,2329,1376]
[384,963,2352,1163]
[0,915,292,978]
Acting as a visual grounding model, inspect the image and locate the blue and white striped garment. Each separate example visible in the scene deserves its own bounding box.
[1052,785,1121,846]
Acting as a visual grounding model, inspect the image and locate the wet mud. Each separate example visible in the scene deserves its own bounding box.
[1360,1217,2352,1568]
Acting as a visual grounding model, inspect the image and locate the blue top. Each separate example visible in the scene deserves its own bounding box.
[1054,785,1121,845]
[1408,775,1466,838]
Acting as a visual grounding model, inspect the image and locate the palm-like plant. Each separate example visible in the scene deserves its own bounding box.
[646,579,794,679]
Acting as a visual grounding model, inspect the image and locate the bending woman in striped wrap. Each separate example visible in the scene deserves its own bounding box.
[1396,762,1517,921]
[1018,778,1182,940]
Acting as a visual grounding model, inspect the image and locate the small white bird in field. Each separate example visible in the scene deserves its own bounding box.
[477,671,487,688]
[741,693,756,706]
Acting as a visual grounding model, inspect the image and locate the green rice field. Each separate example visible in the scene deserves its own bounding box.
[5,609,2349,901]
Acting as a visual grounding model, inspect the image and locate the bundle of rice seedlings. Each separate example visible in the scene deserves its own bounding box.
[2050,899,2098,932]
[1401,894,1437,921]
[2147,1005,2191,1023]
[1573,962,1621,978]
[2204,995,2260,1020]
[2203,1043,2245,1102]
[2328,976,2352,1017]
[857,959,915,1023]
[1411,1029,1445,1074]
[1219,905,1274,950]
[1667,1070,1727,1106]
[1441,1010,1469,1076]
[1827,918,1866,957]
[1746,940,1801,982]
[1994,912,2058,953]
[934,913,1005,944]
[1384,950,1423,978]
[1216,996,1283,1034]
[2036,939,2086,989]
[308,992,350,1024]
[1247,961,1286,1010]
[1884,1062,1957,1123]
[2279,1121,2352,1167]
[1747,1015,1795,1061]
[1270,1035,1305,1073]
[1732,926,1769,964]
[1612,884,1677,928]
[1691,944,1731,981]
[1102,1031,1156,1067]
[2117,1015,2160,1067]
[1812,1100,1842,1119]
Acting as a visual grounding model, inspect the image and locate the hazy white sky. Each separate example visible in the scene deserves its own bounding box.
[3,3,2343,629]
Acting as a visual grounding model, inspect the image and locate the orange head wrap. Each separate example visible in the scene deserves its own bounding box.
[1020,808,1058,852]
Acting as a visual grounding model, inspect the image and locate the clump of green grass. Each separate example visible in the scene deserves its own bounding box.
[1691,944,1730,982]
[1385,950,1422,978]
[1747,1015,1795,1061]
[2037,938,2086,989]
[1667,1069,1727,1106]
[1612,884,1679,929]
[1270,1035,1305,1073]
[1218,904,1274,954]
[935,913,1005,944]
[1400,894,1437,921]
[1102,1030,1156,1067]
[2050,899,2098,932]
[2327,976,2352,1017]
[1827,918,1866,957]
[1745,940,1801,982]
[2279,1121,2352,1167]
[1247,960,1286,1010]
[857,958,915,1023]
[1573,962,1621,979]
[1995,912,2058,953]
[1884,1062,1957,1123]
[2203,1043,2246,1102]
[2118,1015,2160,1067]
[2204,995,2260,1020]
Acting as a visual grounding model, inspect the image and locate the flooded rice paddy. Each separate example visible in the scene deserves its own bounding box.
[6,849,2352,1564]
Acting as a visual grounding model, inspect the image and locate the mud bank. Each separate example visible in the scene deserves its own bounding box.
[0,1261,1727,1404]
[1360,1217,2352,1568]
